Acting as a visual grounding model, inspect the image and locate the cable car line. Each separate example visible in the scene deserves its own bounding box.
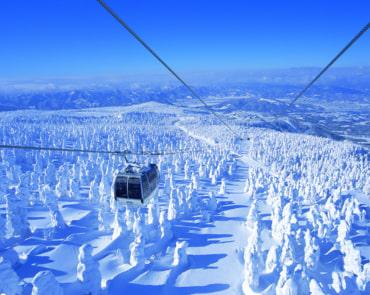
[0,144,204,157]
[289,22,370,107]
[96,0,244,140]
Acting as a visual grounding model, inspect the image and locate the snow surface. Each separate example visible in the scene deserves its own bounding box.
[0,100,369,294]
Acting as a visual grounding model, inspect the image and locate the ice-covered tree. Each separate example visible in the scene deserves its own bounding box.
[0,257,21,295]
[129,234,145,266]
[99,175,110,203]
[218,178,226,196]
[88,177,100,203]
[357,262,370,291]
[304,230,319,271]
[173,241,188,267]
[112,206,129,240]
[45,161,57,188]
[147,201,159,227]
[336,219,350,244]
[55,166,69,198]
[15,172,31,206]
[210,172,217,185]
[341,240,362,276]
[167,191,179,221]
[77,244,102,295]
[31,270,63,295]
[243,248,260,291]
[265,245,279,273]
[69,177,81,199]
[42,185,65,229]
[309,279,325,295]
[331,271,346,293]
[159,211,173,240]
[246,200,258,229]
[133,209,146,238]
[280,235,297,268]
[207,191,218,212]
[5,188,30,238]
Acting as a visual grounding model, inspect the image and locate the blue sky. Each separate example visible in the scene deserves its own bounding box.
[0,0,369,80]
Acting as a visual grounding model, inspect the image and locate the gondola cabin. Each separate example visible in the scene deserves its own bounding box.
[113,163,160,205]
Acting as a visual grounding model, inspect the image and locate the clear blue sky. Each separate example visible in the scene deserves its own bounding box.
[0,0,369,80]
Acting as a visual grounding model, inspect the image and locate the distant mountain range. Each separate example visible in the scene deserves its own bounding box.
[0,67,369,111]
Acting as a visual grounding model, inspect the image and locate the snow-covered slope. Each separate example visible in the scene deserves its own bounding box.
[0,100,369,294]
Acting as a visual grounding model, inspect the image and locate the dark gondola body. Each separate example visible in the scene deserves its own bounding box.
[113,163,160,205]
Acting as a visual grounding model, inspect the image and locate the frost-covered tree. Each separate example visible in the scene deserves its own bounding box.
[42,185,65,229]
[309,279,325,295]
[31,270,63,295]
[99,175,110,203]
[246,200,258,229]
[173,241,188,266]
[210,172,217,185]
[243,248,260,291]
[167,191,179,221]
[184,161,190,180]
[159,211,172,240]
[336,219,350,244]
[265,245,279,273]
[341,240,362,276]
[15,172,31,205]
[129,234,145,266]
[132,209,146,238]
[69,177,81,199]
[356,262,370,291]
[331,271,346,293]
[207,191,218,212]
[218,178,226,196]
[77,244,102,295]
[191,172,198,190]
[147,201,159,227]
[0,257,21,295]
[6,188,30,238]
[186,187,199,212]
[88,176,100,203]
[280,235,296,268]
[304,230,319,271]
[55,166,69,198]
[45,161,57,188]
[112,206,129,240]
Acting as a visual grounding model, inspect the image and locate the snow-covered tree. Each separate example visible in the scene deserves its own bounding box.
[69,177,81,199]
[173,241,188,267]
[5,188,30,238]
[218,178,226,196]
[341,240,362,276]
[88,177,99,204]
[309,279,325,295]
[129,234,145,266]
[42,185,65,229]
[112,206,129,240]
[31,270,63,295]
[77,244,102,295]
[55,166,69,198]
[265,245,279,273]
[304,230,319,271]
[159,211,172,240]
[0,257,21,295]
[45,162,57,188]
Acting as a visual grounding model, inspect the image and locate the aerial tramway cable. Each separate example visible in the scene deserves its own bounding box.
[289,22,370,106]
[0,144,203,157]
[96,0,245,141]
